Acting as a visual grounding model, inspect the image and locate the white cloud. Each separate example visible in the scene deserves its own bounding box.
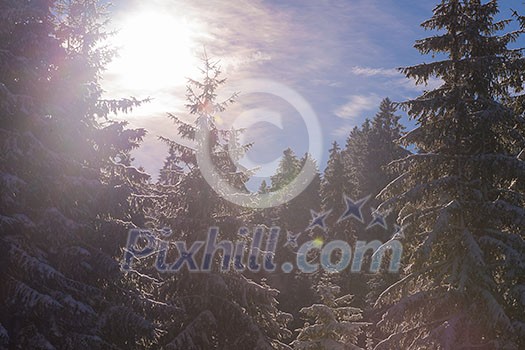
[350,65,443,93]
[311,79,342,87]
[222,51,272,73]
[418,77,443,91]
[331,124,356,138]
[334,94,381,120]
[351,65,400,77]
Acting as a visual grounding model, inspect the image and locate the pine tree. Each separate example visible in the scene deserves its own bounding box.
[259,180,270,194]
[363,98,407,198]
[269,149,321,231]
[321,142,346,215]
[327,102,408,345]
[271,148,302,193]
[151,55,292,349]
[269,151,321,334]
[343,121,372,199]
[0,0,163,348]
[292,276,369,350]
[342,98,407,205]
[291,153,322,231]
[376,1,525,348]
[159,146,184,186]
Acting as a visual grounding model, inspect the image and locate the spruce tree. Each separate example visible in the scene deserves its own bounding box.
[259,180,270,194]
[342,98,407,208]
[321,142,346,216]
[343,121,372,200]
[152,55,292,349]
[269,148,321,231]
[376,1,525,348]
[269,151,321,334]
[0,0,164,348]
[327,102,408,345]
[363,98,407,199]
[271,148,302,193]
[292,276,369,350]
[291,153,322,231]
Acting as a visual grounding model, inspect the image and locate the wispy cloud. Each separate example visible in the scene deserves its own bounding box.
[332,94,382,138]
[310,79,343,87]
[350,65,443,94]
[334,94,381,120]
[222,51,272,73]
[351,65,400,77]
[332,125,356,138]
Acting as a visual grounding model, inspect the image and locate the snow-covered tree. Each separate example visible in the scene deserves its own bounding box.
[0,0,164,348]
[376,1,525,348]
[150,55,292,349]
[292,277,369,350]
[316,101,407,348]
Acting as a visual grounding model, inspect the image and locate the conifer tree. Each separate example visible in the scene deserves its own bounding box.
[152,55,292,349]
[259,180,270,194]
[363,98,407,198]
[159,146,184,186]
[327,102,407,340]
[321,142,346,215]
[342,99,407,205]
[376,1,525,348]
[271,148,302,192]
[0,0,163,348]
[269,151,321,334]
[291,153,322,230]
[292,276,369,350]
[269,149,321,231]
[343,121,372,199]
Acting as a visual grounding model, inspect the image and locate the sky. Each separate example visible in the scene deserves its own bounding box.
[101,0,524,186]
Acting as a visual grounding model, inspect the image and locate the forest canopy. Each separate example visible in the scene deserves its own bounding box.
[0,0,524,349]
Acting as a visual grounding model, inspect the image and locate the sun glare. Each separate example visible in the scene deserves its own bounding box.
[108,12,202,91]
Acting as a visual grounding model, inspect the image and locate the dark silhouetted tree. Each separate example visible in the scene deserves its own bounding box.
[0,0,163,348]
[151,55,292,349]
[376,1,525,348]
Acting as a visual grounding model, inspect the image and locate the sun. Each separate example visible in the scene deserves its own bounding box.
[107,12,202,92]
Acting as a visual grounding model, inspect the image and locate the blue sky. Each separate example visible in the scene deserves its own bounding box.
[102,0,524,185]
